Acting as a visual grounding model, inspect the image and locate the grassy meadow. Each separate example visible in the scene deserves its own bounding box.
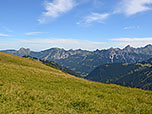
[0,52,152,114]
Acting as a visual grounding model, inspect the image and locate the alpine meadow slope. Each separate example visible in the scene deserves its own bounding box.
[0,52,152,113]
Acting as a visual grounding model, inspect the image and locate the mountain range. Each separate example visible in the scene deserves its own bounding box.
[1,44,152,77]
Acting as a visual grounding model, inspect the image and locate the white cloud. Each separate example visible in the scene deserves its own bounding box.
[25,32,43,36]
[123,26,140,30]
[78,13,110,25]
[111,38,152,42]
[110,37,152,48]
[0,33,9,37]
[115,0,152,16]
[20,38,105,50]
[38,0,76,24]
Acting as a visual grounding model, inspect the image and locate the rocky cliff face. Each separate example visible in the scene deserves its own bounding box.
[2,44,152,76]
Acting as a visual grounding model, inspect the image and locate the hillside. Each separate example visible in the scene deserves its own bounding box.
[23,56,79,77]
[86,58,152,90]
[2,44,152,77]
[0,52,152,113]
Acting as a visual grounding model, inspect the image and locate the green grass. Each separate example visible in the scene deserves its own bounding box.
[0,52,152,114]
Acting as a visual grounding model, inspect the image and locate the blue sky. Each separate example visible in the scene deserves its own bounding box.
[0,0,152,51]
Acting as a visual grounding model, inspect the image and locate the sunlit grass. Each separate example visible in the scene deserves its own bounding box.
[0,52,152,113]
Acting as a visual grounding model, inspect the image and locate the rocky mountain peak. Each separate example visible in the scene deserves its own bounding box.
[123,45,134,52]
[124,45,131,49]
[19,47,30,51]
[144,44,152,49]
[18,48,31,56]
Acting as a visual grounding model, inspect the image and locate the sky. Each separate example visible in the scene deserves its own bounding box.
[0,0,152,51]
